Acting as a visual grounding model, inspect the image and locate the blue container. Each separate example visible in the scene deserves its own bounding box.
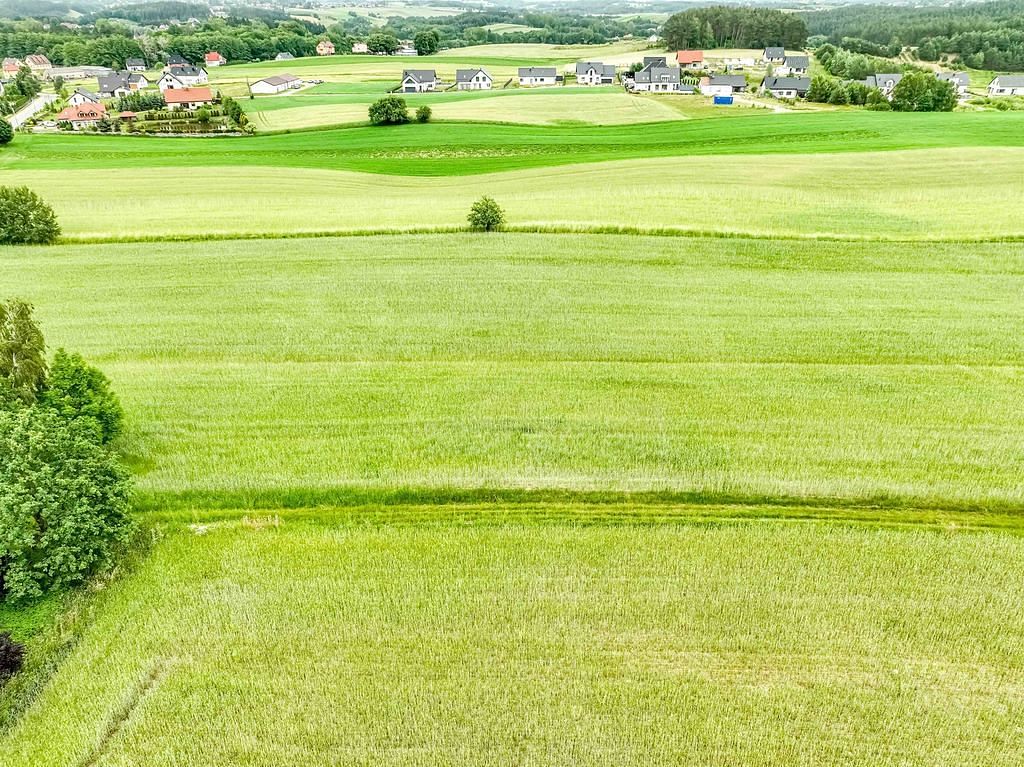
[713,95,734,105]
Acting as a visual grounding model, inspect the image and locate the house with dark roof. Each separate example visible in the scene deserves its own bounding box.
[400,69,440,92]
[126,58,146,72]
[250,74,303,94]
[575,61,615,86]
[777,56,809,76]
[861,73,903,97]
[761,76,810,99]
[68,88,100,107]
[762,47,785,64]
[159,66,208,90]
[164,55,189,70]
[455,68,492,90]
[987,75,1024,96]
[518,67,558,87]
[700,74,747,97]
[97,73,131,98]
[936,71,970,97]
[642,56,667,68]
[632,63,683,93]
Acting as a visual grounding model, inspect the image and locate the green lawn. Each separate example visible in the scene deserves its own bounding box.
[3,517,1022,766]
[3,148,1022,240]
[4,111,1024,177]
[2,233,1022,506]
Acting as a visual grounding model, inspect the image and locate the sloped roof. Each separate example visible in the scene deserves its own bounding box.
[57,103,106,121]
[256,74,301,87]
[575,61,615,77]
[519,67,557,77]
[402,69,438,83]
[782,56,809,68]
[763,47,785,58]
[706,75,747,87]
[676,50,703,65]
[164,86,213,104]
[455,68,491,83]
[762,76,811,92]
[991,75,1024,87]
[635,66,681,85]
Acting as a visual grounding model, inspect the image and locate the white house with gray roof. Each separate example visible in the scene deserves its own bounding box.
[936,71,970,97]
[761,76,810,99]
[700,74,747,97]
[987,75,1024,96]
[632,63,683,93]
[575,61,615,86]
[518,67,558,87]
[68,87,100,106]
[455,68,492,90]
[861,73,903,98]
[776,55,809,76]
[762,47,785,63]
[400,69,440,92]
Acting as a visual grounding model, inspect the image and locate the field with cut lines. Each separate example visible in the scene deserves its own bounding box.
[3,41,1024,766]
[3,519,1023,766]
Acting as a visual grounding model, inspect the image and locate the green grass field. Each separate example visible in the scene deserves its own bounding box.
[3,43,1024,763]
[3,517,1023,766]
[2,234,1022,506]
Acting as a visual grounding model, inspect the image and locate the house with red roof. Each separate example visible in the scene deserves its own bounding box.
[205,51,226,67]
[676,50,705,69]
[2,57,22,76]
[56,102,107,130]
[164,86,214,110]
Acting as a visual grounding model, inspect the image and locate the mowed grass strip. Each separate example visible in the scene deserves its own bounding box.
[3,111,1024,177]
[5,149,1024,240]
[2,521,1023,766]
[3,233,1022,504]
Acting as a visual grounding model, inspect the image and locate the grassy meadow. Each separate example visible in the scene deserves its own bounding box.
[3,39,1024,764]
[2,148,1023,240]
[2,233,1022,505]
[3,519,1023,766]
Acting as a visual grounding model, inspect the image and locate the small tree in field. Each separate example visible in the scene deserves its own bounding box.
[0,119,12,146]
[368,96,409,125]
[415,105,432,123]
[0,187,60,245]
[467,196,505,232]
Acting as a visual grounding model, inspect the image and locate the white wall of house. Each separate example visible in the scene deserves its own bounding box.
[776,65,806,76]
[458,74,491,90]
[701,83,736,97]
[988,81,1024,96]
[402,78,436,92]
[519,76,557,87]
[633,82,679,93]
[68,92,95,106]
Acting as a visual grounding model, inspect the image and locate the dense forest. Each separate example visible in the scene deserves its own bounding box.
[661,7,808,50]
[803,1,1024,70]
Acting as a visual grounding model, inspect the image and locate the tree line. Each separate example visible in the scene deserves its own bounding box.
[803,1,1024,71]
[662,7,808,51]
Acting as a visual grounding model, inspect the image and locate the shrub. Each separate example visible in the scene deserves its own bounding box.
[0,407,133,602]
[467,196,506,232]
[40,349,124,445]
[0,118,12,146]
[0,187,61,245]
[415,105,432,123]
[368,96,409,125]
[0,632,24,680]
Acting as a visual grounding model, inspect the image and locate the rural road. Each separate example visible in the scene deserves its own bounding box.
[6,92,58,128]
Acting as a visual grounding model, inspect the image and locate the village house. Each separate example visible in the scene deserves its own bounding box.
[400,69,440,92]
[761,76,810,99]
[317,40,336,56]
[725,56,756,70]
[351,42,368,54]
[126,58,147,72]
[56,102,106,129]
[2,58,22,76]
[250,74,302,94]
[936,71,970,98]
[159,66,208,90]
[632,62,683,93]
[701,74,748,97]
[861,73,903,98]
[163,55,189,71]
[275,52,295,61]
[776,56,809,76]
[396,44,418,57]
[518,67,559,87]
[575,61,615,86]
[987,75,1024,96]
[762,47,785,64]
[97,72,148,98]
[455,68,492,90]
[205,52,226,67]
[25,54,52,74]
[68,88,100,107]
[676,50,705,69]
[642,56,667,68]
[164,86,214,110]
